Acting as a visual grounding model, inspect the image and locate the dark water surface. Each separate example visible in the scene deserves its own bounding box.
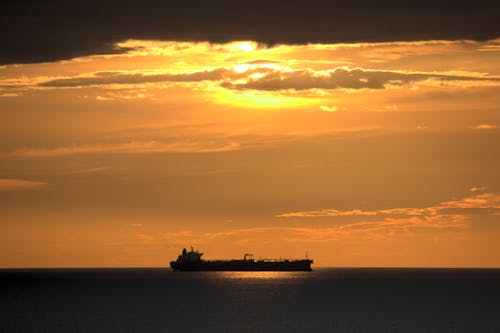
[1,268,499,332]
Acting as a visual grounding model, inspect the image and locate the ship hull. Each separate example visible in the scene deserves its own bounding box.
[170,260,312,271]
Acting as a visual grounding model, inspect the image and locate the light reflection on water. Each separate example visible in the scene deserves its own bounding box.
[212,271,310,280]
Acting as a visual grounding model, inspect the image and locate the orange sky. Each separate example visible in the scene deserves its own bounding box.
[0,39,499,267]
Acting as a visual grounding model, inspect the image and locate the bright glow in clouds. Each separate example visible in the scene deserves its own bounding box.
[0,39,499,267]
[228,41,258,53]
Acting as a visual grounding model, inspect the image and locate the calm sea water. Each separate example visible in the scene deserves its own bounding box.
[1,268,499,332]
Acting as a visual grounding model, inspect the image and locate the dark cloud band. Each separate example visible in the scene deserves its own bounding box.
[1,0,500,65]
[38,67,499,91]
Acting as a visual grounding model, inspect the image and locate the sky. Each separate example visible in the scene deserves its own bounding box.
[0,1,499,267]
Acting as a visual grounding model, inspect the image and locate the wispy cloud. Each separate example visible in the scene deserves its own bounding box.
[139,214,467,247]
[8,140,241,158]
[278,209,378,218]
[140,210,474,248]
[132,189,498,247]
[0,92,21,97]
[474,124,498,129]
[38,68,233,88]
[71,166,113,174]
[277,189,500,219]
[319,105,338,112]
[0,178,47,191]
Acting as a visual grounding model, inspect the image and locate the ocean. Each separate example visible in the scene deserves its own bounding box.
[1,268,499,332]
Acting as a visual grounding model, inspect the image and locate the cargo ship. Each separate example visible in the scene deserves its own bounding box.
[170,247,313,271]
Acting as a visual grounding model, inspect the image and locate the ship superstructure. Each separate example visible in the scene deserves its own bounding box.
[170,247,313,271]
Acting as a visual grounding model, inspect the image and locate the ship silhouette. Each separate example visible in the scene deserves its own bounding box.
[170,247,313,271]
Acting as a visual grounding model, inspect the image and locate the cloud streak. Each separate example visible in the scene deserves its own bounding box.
[277,189,500,219]
[141,191,495,247]
[36,66,499,92]
[8,140,241,158]
[0,178,47,191]
[141,214,467,248]
[222,67,499,91]
[38,68,233,88]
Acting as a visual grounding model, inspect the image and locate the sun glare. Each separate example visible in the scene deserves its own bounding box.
[228,41,257,53]
[213,89,314,109]
[233,64,250,73]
